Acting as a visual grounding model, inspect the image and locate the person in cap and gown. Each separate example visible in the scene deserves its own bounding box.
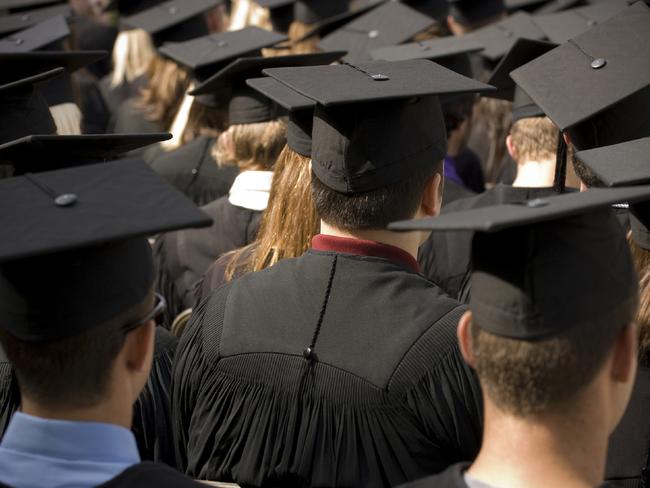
[391,186,644,488]
[0,159,211,487]
[172,59,491,488]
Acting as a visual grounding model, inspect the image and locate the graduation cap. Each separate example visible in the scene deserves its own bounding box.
[0,68,59,145]
[486,38,556,121]
[122,0,223,44]
[191,51,345,124]
[532,1,628,43]
[370,34,484,64]
[247,76,316,156]
[104,0,167,16]
[390,186,646,339]
[511,2,650,151]
[318,1,436,63]
[0,3,70,37]
[469,11,546,62]
[0,15,68,52]
[533,0,584,14]
[447,0,506,24]
[401,0,448,20]
[0,133,172,173]
[505,0,549,12]
[0,160,211,342]
[293,0,350,24]
[0,0,64,11]
[264,59,494,192]
[256,0,295,33]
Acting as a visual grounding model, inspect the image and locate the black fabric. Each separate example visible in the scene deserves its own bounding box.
[0,4,70,37]
[154,195,262,326]
[150,135,238,206]
[442,177,475,207]
[131,326,178,465]
[113,98,165,161]
[397,462,469,487]
[172,250,483,487]
[605,365,650,488]
[99,75,148,129]
[0,84,56,144]
[77,73,111,134]
[96,462,203,487]
[293,0,349,24]
[419,185,556,300]
[470,11,546,62]
[0,346,19,438]
[193,245,255,306]
[455,147,485,194]
[448,0,505,24]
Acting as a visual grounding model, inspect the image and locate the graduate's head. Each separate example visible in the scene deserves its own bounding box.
[506,116,558,166]
[446,0,506,35]
[0,161,210,419]
[214,118,287,171]
[627,234,650,368]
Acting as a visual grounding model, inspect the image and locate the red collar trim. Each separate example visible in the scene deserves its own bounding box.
[311,234,421,273]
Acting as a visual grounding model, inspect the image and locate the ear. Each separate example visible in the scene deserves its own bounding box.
[562,131,571,147]
[610,324,638,384]
[457,311,476,367]
[506,134,518,162]
[447,15,463,35]
[421,171,443,217]
[123,321,156,374]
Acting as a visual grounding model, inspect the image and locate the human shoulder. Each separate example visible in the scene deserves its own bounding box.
[397,463,469,488]
[96,462,204,488]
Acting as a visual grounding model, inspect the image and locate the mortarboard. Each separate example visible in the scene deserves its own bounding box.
[191,51,345,124]
[104,0,166,16]
[0,160,211,342]
[389,187,646,339]
[486,38,557,122]
[256,0,295,33]
[370,34,484,64]
[505,0,548,12]
[293,0,350,24]
[532,1,628,43]
[0,15,68,52]
[533,0,584,14]
[247,76,316,157]
[0,3,70,37]
[402,0,448,20]
[0,0,64,11]
[0,68,59,144]
[446,0,506,24]
[0,133,172,173]
[511,2,650,151]
[264,59,493,192]
[318,1,436,63]
[122,0,223,44]
[469,11,546,62]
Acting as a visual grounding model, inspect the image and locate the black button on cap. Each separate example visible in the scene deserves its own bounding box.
[303,347,313,359]
[54,193,78,207]
[591,58,607,69]
[527,198,549,208]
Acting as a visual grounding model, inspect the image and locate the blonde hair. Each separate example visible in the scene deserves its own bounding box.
[224,145,319,280]
[287,21,320,54]
[110,29,156,89]
[628,233,650,367]
[136,56,191,130]
[50,103,82,135]
[228,0,273,30]
[213,119,286,171]
[509,116,559,164]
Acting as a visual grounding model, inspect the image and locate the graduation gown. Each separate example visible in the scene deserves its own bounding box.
[100,75,148,123]
[0,462,202,488]
[605,364,650,488]
[418,185,557,301]
[77,73,111,135]
[149,135,238,207]
[0,327,177,465]
[154,196,262,326]
[397,463,469,488]
[113,98,165,161]
[454,147,485,194]
[172,239,483,487]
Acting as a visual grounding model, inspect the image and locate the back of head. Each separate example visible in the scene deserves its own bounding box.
[110,28,157,88]
[509,115,558,164]
[214,118,286,171]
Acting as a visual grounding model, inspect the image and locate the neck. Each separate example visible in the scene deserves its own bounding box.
[512,158,556,188]
[319,221,422,261]
[468,397,609,488]
[21,394,133,429]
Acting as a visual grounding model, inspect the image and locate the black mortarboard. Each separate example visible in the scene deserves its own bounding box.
[511,2,650,151]
[533,0,584,15]
[0,3,70,36]
[293,0,350,24]
[318,1,436,63]
[532,1,628,43]
[486,38,556,122]
[389,187,646,339]
[447,0,506,24]
[0,160,211,342]
[401,0,448,20]
[0,133,172,172]
[247,76,316,156]
[104,0,166,16]
[505,0,548,11]
[0,0,64,11]
[370,34,484,64]
[469,11,546,62]
[0,68,59,144]
[122,0,223,44]
[0,15,68,52]
[191,51,345,124]
[256,0,295,33]
[264,59,493,192]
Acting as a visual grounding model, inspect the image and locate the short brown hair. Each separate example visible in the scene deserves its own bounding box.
[509,116,558,163]
[213,119,286,171]
[311,162,440,231]
[471,295,638,416]
[0,293,151,409]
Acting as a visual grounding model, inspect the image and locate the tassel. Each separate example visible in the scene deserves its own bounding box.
[554,132,567,194]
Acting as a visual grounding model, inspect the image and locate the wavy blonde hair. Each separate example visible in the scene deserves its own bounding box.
[224,145,319,280]
[110,29,156,88]
[213,118,286,171]
[50,103,82,135]
[229,0,273,30]
[287,21,320,54]
[509,116,559,163]
[628,233,650,367]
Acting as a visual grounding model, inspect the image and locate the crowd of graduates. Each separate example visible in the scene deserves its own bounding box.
[0,0,649,487]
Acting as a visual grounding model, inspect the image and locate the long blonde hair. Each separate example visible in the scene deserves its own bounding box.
[224,145,319,280]
[110,29,156,88]
[50,103,82,135]
[628,233,650,367]
[229,0,273,30]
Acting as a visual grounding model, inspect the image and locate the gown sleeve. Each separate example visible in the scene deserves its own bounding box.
[0,349,19,437]
[153,234,185,329]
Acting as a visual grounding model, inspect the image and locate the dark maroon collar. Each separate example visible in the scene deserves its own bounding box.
[311,234,421,273]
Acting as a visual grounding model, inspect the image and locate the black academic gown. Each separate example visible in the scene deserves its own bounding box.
[76,73,111,135]
[149,135,238,207]
[454,147,485,194]
[605,364,650,488]
[0,327,177,466]
[397,463,469,488]
[419,185,557,301]
[172,248,483,487]
[154,196,262,326]
[113,98,164,161]
[100,75,148,127]
[443,178,476,207]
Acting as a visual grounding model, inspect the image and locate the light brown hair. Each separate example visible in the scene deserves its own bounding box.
[224,146,319,280]
[180,101,229,146]
[287,21,321,54]
[213,119,287,171]
[509,116,559,163]
[628,233,650,367]
[472,97,512,184]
